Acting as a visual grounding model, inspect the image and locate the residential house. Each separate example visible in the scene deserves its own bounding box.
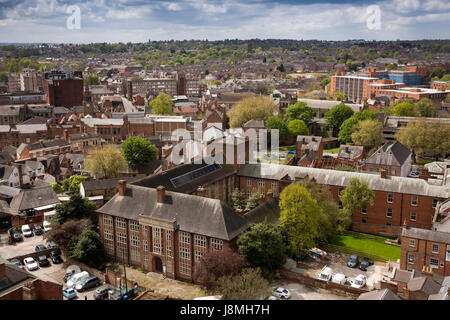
[361,141,412,177]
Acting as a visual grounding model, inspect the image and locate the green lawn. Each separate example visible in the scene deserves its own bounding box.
[279,145,296,151]
[324,147,340,154]
[328,234,401,261]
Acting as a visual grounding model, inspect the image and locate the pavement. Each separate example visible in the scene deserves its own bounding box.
[271,279,353,300]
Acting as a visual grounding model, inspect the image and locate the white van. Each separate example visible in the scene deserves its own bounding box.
[317,267,332,281]
[66,271,89,288]
[21,224,33,237]
[43,221,51,232]
[331,273,347,285]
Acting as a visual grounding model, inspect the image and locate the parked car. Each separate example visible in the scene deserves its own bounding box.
[331,273,347,285]
[23,257,39,271]
[21,225,33,237]
[359,257,373,271]
[47,242,57,249]
[94,287,110,300]
[12,232,23,242]
[273,287,291,299]
[347,254,359,268]
[408,171,419,178]
[351,274,367,288]
[318,267,332,281]
[37,255,50,267]
[67,271,89,289]
[49,251,63,264]
[76,275,100,292]
[33,225,43,235]
[43,220,51,232]
[62,288,77,300]
[64,270,76,283]
[35,244,47,252]
[10,259,24,269]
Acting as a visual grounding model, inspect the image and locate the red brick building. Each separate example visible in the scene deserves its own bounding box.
[42,71,83,107]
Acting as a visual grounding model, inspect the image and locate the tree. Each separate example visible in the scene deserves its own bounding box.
[0,72,8,83]
[338,110,377,144]
[395,118,429,162]
[390,102,416,117]
[216,268,271,300]
[121,136,157,167]
[425,121,450,160]
[334,92,346,101]
[279,184,321,257]
[325,103,355,137]
[71,229,106,268]
[245,191,264,211]
[57,175,88,194]
[266,117,289,139]
[149,92,174,115]
[193,247,245,290]
[283,101,314,125]
[237,222,287,278]
[53,194,98,225]
[231,188,245,211]
[84,144,127,179]
[414,98,437,117]
[287,119,308,136]
[85,74,99,85]
[320,78,330,88]
[51,182,64,194]
[340,178,375,229]
[351,119,382,150]
[43,219,92,252]
[227,96,275,128]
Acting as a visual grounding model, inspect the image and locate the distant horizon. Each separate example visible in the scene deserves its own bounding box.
[1,0,449,43]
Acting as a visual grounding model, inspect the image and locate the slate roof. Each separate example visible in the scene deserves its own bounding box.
[243,119,265,129]
[357,288,401,300]
[402,227,450,244]
[297,136,322,151]
[0,262,35,294]
[27,139,69,151]
[97,185,249,241]
[8,186,60,212]
[365,141,411,167]
[407,277,441,296]
[81,177,142,192]
[237,163,449,198]
[244,197,280,226]
[297,98,363,112]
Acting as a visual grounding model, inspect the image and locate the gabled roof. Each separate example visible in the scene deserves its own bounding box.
[242,119,265,129]
[81,177,142,192]
[244,197,280,226]
[365,141,411,167]
[9,186,60,212]
[97,185,249,241]
[407,277,441,296]
[357,288,401,300]
[0,165,15,180]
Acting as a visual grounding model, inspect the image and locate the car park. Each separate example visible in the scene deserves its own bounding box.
[331,273,347,285]
[347,254,359,268]
[350,274,366,289]
[94,287,111,300]
[76,275,100,292]
[21,225,33,237]
[35,244,47,252]
[23,257,39,271]
[33,225,43,235]
[318,267,332,281]
[49,251,63,264]
[10,259,24,269]
[359,257,373,271]
[273,287,291,299]
[37,255,50,267]
[43,221,51,232]
[12,232,23,242]
[64,270,76,283]
[63,288,77,300]
[47,242,57,249]
[67,271,89,289]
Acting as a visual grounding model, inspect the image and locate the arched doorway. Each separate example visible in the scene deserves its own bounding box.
[154,257,163,273]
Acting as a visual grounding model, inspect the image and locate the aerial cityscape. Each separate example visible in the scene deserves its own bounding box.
[0,0,449,309]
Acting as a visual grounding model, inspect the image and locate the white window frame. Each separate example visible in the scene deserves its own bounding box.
[409,239,415,248]
[430,258,439,268]
[387,193,393,204]
[432,244,439,254]
[386,208,392,218]
[411,195,418,206]
[410,211,416,221]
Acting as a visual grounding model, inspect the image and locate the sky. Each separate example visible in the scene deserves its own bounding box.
[0,0,449,43]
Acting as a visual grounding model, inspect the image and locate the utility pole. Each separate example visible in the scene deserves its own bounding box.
[121,247,128,293]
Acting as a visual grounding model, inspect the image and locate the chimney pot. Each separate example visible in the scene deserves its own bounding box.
[118,180,126,196]
[157,185,165,203]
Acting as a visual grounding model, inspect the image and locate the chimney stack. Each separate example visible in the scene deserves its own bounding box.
[63,129,69,141]
[196,186,206,197]
[118,180,126,196]
[157,185,165,203]
[380,169,387,179]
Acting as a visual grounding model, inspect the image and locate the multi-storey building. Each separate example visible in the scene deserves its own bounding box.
[42,71,83,107]
[329,75,378,103]
[20,68,39,92]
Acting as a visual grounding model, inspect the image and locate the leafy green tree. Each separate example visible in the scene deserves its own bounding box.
[287,119,308,136]
[390,102,416,116]
[413,98,437,117]
[43,219,92,253]
[325,103,355,137]
[53,194,98,225]
[149,92,174,115]
[86,74,99,85]
[0,72,8,83]
[338,110,377,144]
[351,119,382,150]
[334,92,346,101]
[227,96,275,128]
[60,175,88,194]
[51,182,64,194]
[121,136,157,167]
[231,188,246,211]
[71,229,106,268]
[84,144,127,179]
[340,178,375,229]
[279,184,321,257]
[216,268,271,300]
[237,222,287,278]
[283,101,314,125]
[245,191,264,211]
[266,117,289,139]
[320,78,330,88]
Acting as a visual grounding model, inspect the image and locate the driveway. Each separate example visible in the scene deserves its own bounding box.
[32,259,66,285]
[0,234,50,259]
[271,280,353,300]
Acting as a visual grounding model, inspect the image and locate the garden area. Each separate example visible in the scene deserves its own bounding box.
[324,147,340,154]
[325,231,401,262]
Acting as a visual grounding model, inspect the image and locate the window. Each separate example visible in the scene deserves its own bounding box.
[104,229,114,241]
[411,195,418,206]
[446,250,450,262]
[410,211,416,221]
[432,199,439,208]
[386,208,392,218]
[194,235,206,248]
[387,193,393,203]
[153,227,162,254]
[247,178,252,186]
[432,244,439,254]
[271,181,277,191]
[180,231,190,244]
[361,218,367,224]
[179,247,190,260]
[130,235,139,247]
[116,217,126,229]
[430,258,439,268]
[130,249,140,262]
[391,169,396,175]
[338,187,344,197]
[179,261,191,276]
[211,238,223,250]
[129,220,139,232]
[166,231,172,257]
[386,222,392,226]
[361,206,367,214]
[103,215,113,226]
[409,240,415,248]
[408,255,414,264]
[258,179,265,188]
[117,232,127,244]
